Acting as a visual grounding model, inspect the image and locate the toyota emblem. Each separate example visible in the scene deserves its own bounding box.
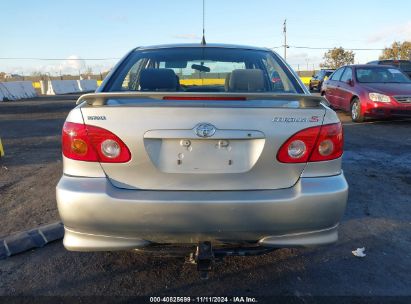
[195,123,216,138]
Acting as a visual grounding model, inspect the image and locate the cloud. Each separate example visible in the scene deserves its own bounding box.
[284,52,324,70]
[6,66,25,75]
[33,55,86,75]
[367,21,411,43]
[3,55,116,75]
[286,52,309,60]
[31,55,113,75]
[58,55,87,73]
[173,33,201,40]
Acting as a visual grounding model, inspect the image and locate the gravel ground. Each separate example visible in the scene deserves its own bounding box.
[0,95,411,301]
[0,95,79,237]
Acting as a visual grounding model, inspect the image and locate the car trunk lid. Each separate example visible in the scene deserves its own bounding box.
[79,93,326,190]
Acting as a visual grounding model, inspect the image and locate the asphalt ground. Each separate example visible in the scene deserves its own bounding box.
[0,95,411,301]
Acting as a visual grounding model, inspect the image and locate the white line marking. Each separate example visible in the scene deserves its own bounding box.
[3,240,11,256]
[38,230,48,243]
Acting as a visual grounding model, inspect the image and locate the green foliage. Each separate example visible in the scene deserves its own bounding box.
[320,47,355,69]
[379,41,411,60]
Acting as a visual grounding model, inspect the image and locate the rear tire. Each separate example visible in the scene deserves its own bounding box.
[351,98,364,123]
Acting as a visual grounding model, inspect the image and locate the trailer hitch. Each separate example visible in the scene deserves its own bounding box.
[193,241,214,279]
[189,241,277,279]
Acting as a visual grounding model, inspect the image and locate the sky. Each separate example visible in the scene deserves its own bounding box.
[1,0,411,75]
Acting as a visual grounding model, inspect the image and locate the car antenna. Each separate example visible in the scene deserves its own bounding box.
[201,0,206,45]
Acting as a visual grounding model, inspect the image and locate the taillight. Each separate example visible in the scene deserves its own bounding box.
[309,123,343,162]
[62,122,131,163]
[277,122,343,163]
[62,122,98,161]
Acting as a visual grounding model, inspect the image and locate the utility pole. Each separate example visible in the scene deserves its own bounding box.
[283,19,288,61]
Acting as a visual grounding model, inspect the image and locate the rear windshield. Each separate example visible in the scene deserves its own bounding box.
[104,47,302,93]
[380,60,411,72]
[356,67,411,83]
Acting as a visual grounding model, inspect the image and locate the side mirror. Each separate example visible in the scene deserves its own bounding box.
[347,79,353,86]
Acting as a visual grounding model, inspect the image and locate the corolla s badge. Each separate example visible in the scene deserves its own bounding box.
[195,123,216,138]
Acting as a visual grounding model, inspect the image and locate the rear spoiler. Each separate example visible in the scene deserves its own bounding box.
[76,92,330,108]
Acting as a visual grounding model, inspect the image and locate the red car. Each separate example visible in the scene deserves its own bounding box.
[321,64,411,122]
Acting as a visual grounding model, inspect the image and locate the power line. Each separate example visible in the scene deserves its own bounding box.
[289,45,385,51]
[270,45,385,51]
[0,46,386,62]
[275,20,386,52]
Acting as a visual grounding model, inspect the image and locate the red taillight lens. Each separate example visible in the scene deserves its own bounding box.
[277,125,320,163]
[277,122,343,163]
[62,122,131,163]
[309,123,343,162]
[62,122,98,161]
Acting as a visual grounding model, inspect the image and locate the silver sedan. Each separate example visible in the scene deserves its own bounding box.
[57,44,348,263]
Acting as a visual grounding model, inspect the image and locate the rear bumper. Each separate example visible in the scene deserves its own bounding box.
[56,174,348,251]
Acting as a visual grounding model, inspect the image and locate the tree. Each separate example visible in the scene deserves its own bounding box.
[320,47,355,69]
[379,41,411,60]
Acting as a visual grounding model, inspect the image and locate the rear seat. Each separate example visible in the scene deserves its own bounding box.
[228,69,266,92]
[140,68,180,91]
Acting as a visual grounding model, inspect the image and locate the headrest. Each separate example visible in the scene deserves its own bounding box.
[229,69,265,92]
[225,73,231,91]
[140,68,178,91]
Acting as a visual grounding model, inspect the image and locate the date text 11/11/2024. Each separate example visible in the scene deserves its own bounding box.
[149,296,258,303]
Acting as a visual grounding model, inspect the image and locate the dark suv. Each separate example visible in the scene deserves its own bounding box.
[367,60,411,78]
[309,69,334,92]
